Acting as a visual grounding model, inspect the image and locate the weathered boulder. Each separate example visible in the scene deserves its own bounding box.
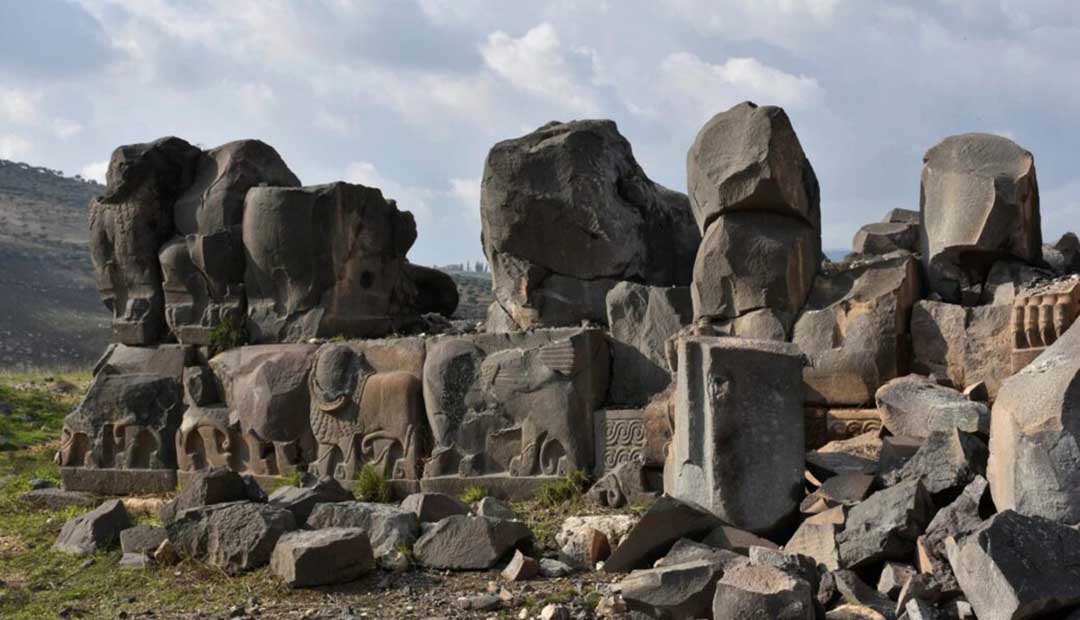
[691,211,819,336]
[400,492,469,524]
[800,473,875,515]
[307,501,419,560]
[853,222,919,256]
[619,558,742,619]
[910,300,1012,398]
[267,478,355,526]
[54,499,131,555]
[605,282,693,406]
[1044,233,1080,275]
[161,467,255,525]
[712,563,815,620]
[687,101,820,233]
[413,514,531,570]
[875,376,989,440]
[795,252,920,406]
[837,479,934,569]
[243,182,428,342]
[557,515,638,566]
[481,119,699,330]
[166,501,296,574]
[916,477,992,594]
[403,263,459,317]
[162,139,301,344]
[948,510,1080,620]
[604,496,722,573]
[270,527,374,588]
[669,336,805,533]
[989,319,1080,523]
[919,133,1041,304]
[88,137,202,344]
[120,525,167,556]
[882,429,987,500]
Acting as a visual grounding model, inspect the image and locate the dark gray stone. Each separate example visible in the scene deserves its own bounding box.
[400,492,469,524]
[161,467,254,526]
[916,477,991,593]
[60,467,178,496]
[166,501,296,574]
[876,376,988,440]
[270,527,374,588]
[267,478,354,526]
[413,514,530,570]
[712,562,815,620]
[832,569,896,619]
[307,501,419,559]
[474,497,517,521]
[54,499,131,555]
[881,429,987,500]
[619,558,742,620]
[837,479,934,569]
[20,488,97,511]
[604,496,723,573]
[120,525,167,555]
[853,222,919,255]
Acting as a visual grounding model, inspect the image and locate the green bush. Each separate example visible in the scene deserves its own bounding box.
[353,464,392,503]
[536,469,590,508]
[207,316,248,357]
[460,485,486,504]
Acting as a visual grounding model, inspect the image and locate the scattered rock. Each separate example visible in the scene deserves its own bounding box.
[832,569,896,619]
[414,515,530,570]
[916,477,991,593]
[712,562,815,620]
[400,492,469,524]
[619,558,739,619]
[557,515,638,566]
[167,501,296,574]
[119,525,167,555]
[270,528,375,588]
[603,496,722,573]
[306,501,419,560]
[161,467,256,526]
[876,376,988,440]
[877,562,917,600]
[267,478,355,526]
[538,558,574,578]
[474,497,517,521]
[837,479,934,569]
[501,550,538,582]
[118,552,153,570]
[881,429,987,500]
[539,604,571,620]
[20,488,97,511]
[54,499,131,556]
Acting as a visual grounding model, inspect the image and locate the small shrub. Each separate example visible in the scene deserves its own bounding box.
[208,316,247,357]
[536,469,590,508]
[353,464,392,503]
[270,469,302,492]
[460,485,486,504]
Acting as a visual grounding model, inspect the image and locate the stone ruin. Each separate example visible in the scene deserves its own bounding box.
[53,100,1080,618]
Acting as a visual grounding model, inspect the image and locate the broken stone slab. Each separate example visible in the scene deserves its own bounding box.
[481,119,699,331]
[54,499,131,556]
[473,497,517,521]
[878,436,922,481]
[899,598,947,620]
[795,252,921,407]
[712,562,816,620]
[604,496,723,573]
[748,547,821,597]
[556,514,638,566]
[687,101,820,233]
[916,477,991,593]
[784,521,840,571]
[801,473,875,515]
[837,479,934,569]
[853,222,919,255]
[881,429,987,500]
[807,432,882,480]
[166,501,296,574]
[878,562,917,600]
[267,478,355,526]
[306,501,419,560]
[119,552,153,570]
[875,375,988,440]
[910,300,1013,400]
[691,210,819,336]
[619,558,743,620]
[989,320,1080,523]
[670,336,805,533]
[832,569,897,619]
[605,282,693,406]
[20,488,97,511]
[270,527,374,588]
[656,538,743,568]
[702,525,779,555]
[948,510,1080,620]
[400,492,469,524]
[501,550,538,582]
[161,467,262,526]
[920,133,1042,304]
[413,515,531,570]
[895,573,945,617]
[120,525,167,556]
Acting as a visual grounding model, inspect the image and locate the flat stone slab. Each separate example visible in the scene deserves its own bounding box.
[62,468,177,496]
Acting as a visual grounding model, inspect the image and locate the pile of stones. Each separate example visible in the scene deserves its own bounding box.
[43,99,1080,619]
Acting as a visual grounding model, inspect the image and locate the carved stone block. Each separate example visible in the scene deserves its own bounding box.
[593,409,647,476]
[1010,276,1080,373]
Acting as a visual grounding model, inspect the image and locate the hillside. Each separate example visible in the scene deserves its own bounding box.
[0,160,109,370]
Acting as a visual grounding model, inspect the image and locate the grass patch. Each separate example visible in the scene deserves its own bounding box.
[353,465,392,503]
[536,469,589,509]
[207,316,248,357]
[0,372,86,451]
[459,485,486,505]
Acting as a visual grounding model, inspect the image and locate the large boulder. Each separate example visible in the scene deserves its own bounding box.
[691,211,819,337]
[413,515,531,570]
[88,137,202,344]
[881,429,987,501]
[920,133,1041,304]
[307,501,419,560]
[270,528,374,588]
[480,119,699,331]
[166,501,296,574]
[836,479,934,569]
[875,375,989,440]
[162,140,301,344]
[669,336,805,533]
[242,182,430,342]
[910,300,1013,399]
[619,558,743,619]
[712,563,815,620]
[687,101,820,233]
[795,252,921,406]
[989,320,1080,523]
[948,511,1080,620]
[53,499,131,555]
[605,282,693,406]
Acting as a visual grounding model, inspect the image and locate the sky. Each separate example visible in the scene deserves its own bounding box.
[2,0,1079,266]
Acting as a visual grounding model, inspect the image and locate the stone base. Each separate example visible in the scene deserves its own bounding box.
[62,468,177,495]
[178,471,422,500]
[419,475,563,501]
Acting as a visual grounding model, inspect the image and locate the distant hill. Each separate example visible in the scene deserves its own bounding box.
[0,160,110,370]
[438,265,494,322]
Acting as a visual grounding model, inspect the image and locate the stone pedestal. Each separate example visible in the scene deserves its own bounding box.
[670,336,805,533]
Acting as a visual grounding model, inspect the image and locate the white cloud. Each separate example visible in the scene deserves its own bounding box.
[450,177,482,224]
[344,161,436,229]
[0,135,31,160]
[481,22,599,114]
[52,118,83,139]
[80,159,108,183]
[656,52,825,125]
[0,89,41,125]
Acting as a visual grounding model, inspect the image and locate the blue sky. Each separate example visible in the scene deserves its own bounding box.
[2,0,1079,265]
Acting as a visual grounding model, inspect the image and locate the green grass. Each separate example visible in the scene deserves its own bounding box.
[207,316,248,357]
[352,464,392,503]
[535,469,589,509]
[0,370,86,451]
[459,485,486,504]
